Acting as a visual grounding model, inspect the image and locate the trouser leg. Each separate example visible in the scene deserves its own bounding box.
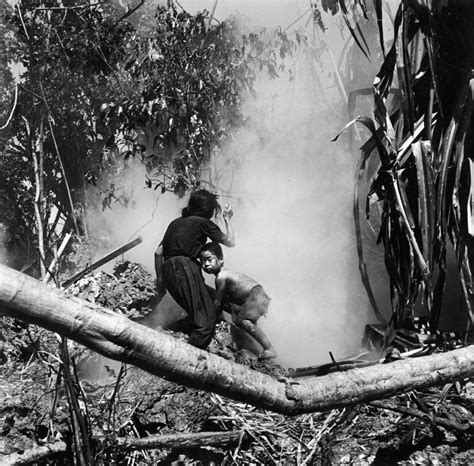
[163,257,217,349]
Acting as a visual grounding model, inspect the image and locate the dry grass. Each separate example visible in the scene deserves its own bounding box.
[209,393,346,464]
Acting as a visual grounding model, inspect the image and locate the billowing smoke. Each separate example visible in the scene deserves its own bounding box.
[211,67,373,368]
[86,55,375,370]
[83,5,384,369]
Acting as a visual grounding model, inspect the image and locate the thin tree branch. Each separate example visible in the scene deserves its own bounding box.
[0,84,19,130]
[43,233,72,284]
[60,337,93,465]
[38,81,81,237]
[34,2,107,11]
[16,3,30,41]
[110,0,145,29]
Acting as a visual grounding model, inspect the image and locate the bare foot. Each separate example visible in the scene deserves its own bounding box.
[259,349,277,360]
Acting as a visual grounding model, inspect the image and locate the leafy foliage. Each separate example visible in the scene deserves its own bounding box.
[0,1,133,273]
[103,5,298,197]
[338,0,474,338]
[0,1,299,274]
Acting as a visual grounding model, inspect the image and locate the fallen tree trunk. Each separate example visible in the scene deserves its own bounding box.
[0,264,473,415]
[2,430,248,465]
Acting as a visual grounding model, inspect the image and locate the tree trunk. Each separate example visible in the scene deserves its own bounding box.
[0,264,472,415]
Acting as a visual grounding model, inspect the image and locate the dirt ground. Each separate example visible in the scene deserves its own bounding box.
[1,261,473,464]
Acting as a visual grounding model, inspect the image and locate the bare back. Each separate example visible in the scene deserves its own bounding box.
[216,269,259,305]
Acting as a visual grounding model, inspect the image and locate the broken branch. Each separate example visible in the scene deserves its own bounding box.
[2,430,248,465]
[61,236,143,288]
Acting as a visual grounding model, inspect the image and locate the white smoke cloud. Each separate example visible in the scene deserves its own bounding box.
[84,5,383,369]
[211,63,374,368]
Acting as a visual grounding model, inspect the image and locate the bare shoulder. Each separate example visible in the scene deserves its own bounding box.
[216,270,230,281]
[226,270,259,289]
[215,271,228,286]
[222,270,259,303]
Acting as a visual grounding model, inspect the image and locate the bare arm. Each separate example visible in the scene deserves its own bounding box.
[213,275,227,311]
[221,204,235,247]
[154,244,166,294]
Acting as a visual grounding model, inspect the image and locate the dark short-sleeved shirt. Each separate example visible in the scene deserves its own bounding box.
[162,215,225,260]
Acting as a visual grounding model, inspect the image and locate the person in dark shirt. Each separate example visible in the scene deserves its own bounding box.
[155,189,235,349]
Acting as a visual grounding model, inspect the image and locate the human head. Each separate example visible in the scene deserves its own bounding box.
[182,189,221,219]
[200,242,224,275]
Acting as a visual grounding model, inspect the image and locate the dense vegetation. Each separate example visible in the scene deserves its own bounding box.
[341,0,474,340]
[0,0,298,276]
[1,1,473,464]
[1,0,473,339]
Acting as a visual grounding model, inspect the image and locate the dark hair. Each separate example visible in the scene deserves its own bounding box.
[182,189,221,219]
[200,242,223,260]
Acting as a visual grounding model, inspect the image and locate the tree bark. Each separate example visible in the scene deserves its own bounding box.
[0,264,473,415]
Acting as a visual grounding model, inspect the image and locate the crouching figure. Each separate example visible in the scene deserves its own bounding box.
[200,242,277,360]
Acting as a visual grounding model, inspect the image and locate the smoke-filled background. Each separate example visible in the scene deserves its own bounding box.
[77,1,397,369]
[216,81,374,368]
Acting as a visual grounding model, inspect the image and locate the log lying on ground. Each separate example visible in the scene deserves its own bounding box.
[108,429,248,450]
[0,264,473,415]
[2,430,248,465]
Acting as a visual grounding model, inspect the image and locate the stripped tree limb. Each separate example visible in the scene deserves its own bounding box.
[1,430,248,465]
[0,83,18,130]
[61,236,143,288]
[0,264,473,415]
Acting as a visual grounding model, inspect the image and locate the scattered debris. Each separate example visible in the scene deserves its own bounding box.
[1,261,472,464]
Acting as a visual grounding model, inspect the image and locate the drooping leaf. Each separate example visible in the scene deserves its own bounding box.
[354,146,387,324]
[412,141,435,270]
[338,0,371,60]
[436,83,471,239]
[397,5,416,134]
[372,0,385,57]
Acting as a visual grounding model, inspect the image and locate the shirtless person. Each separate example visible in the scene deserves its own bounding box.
[200,242,277,360]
